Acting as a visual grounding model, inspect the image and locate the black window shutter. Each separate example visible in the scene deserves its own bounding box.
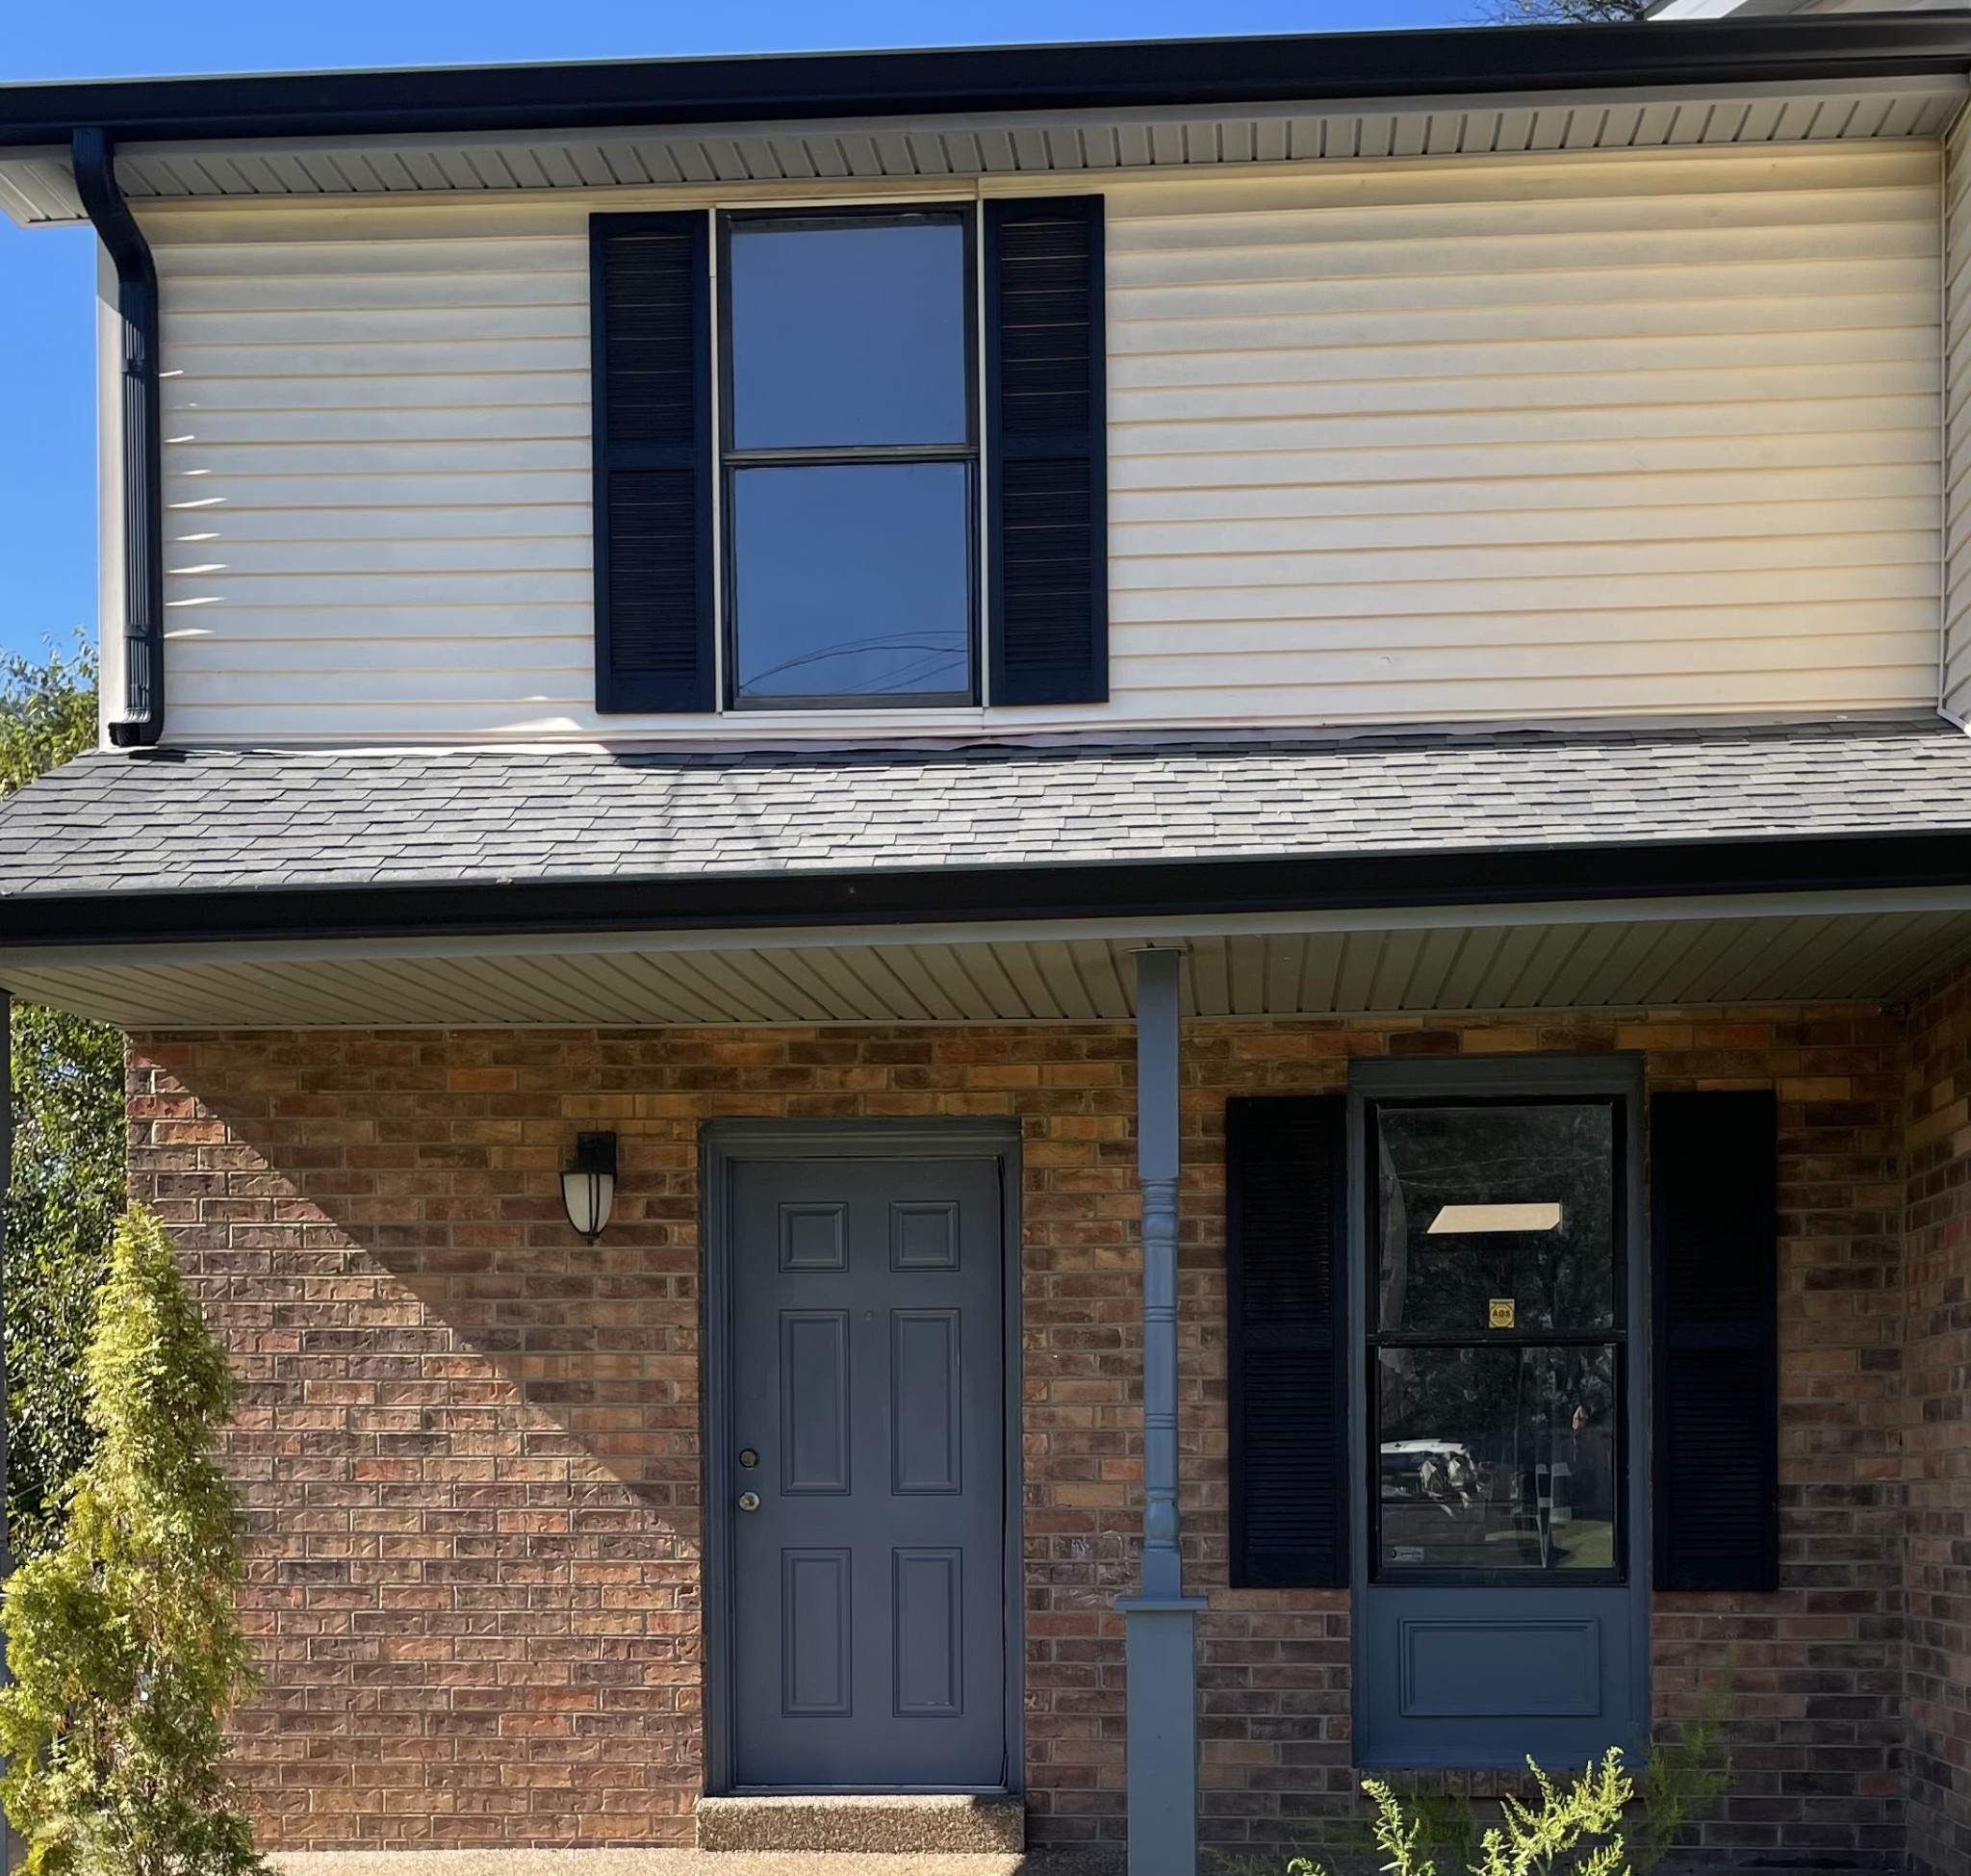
[590,213,714,713]
[1226,1094,1348,1589]
[984,196,1108,707]
[1651,1090,1780,1592]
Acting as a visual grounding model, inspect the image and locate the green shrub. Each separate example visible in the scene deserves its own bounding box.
[1355,1755,1631,1876]
[1228,1675,1737,1876]
[1238,1759,1632,1876]
[2,639,122,1559]
[7,1001,123,1560]
[0,1205,263,1876]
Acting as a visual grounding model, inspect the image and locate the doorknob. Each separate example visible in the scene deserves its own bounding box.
[737,1492,761,1513]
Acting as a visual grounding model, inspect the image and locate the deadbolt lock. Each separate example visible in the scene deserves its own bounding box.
[737,1491,761,1513]
[738,1448,759,1469]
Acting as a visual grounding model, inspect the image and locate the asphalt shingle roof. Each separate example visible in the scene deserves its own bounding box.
[4,718,1970,900]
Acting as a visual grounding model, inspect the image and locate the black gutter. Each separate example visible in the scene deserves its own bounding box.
[2,830,1969,951]
[68,128,162,749]
[2,18,1969,146]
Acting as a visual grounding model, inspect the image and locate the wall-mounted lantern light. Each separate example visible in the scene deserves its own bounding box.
[561,1131,618,1244]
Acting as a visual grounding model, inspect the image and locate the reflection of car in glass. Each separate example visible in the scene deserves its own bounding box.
[1379,1439,1480,1508]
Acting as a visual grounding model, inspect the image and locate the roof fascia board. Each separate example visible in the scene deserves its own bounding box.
[8,881,1971,974]
[4,830,1971,950]
[1,17,1969,147]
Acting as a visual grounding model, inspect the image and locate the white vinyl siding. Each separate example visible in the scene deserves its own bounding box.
[147,141,1945,745]
[1943,111,1971,727]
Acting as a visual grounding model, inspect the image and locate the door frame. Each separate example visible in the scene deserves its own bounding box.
[700,1118,1025,1796]
[1346,1053,1651,1767]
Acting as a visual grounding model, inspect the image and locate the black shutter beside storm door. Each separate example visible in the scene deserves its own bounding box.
[984,195,1109,707]
[1651,1090,1780,1593]
[590,213,715,713]
[1226,1095,1349,1589]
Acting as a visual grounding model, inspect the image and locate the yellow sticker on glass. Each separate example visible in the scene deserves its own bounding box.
[1488,1298,1516,1330]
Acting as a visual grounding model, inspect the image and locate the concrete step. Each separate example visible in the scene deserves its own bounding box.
[696,1795,1024,1855]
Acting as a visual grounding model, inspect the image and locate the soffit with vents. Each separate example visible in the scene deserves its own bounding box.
[1,74,1964,226]
[9,891,1970,1029]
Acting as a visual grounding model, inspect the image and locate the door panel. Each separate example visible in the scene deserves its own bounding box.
[729,1155,1007,1789]
[1400,1617,1600,1718]
[1360,1586,1639,1764]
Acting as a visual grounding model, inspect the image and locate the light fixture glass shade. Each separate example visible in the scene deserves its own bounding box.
[562,1169,616,1243]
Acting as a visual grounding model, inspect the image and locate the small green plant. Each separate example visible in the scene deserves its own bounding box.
[1628,1657,1736,1876]
[1233,1755,1631,1876]
[1364,1754,1631,1876]
[1406,1790,1481,1869]
[0,1204,264,1876]
[1226,1665,1738,1876]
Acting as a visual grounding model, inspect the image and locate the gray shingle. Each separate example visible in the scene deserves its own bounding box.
[2,717,1970,900]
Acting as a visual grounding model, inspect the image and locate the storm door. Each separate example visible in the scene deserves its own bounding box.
[704,1124,1015,1793]
[1351,1061,1648,1768]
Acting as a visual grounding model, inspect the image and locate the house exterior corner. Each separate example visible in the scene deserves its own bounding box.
[8,13,1971,1871]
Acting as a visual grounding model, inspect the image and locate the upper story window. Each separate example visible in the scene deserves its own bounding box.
[724,212,977,707]
[590,196,1105,718]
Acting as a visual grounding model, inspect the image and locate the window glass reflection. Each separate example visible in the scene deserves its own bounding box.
[1376,1103,1616,1335]
[1376,1344,1619,1574]
[730,218,968,450]
[730,462,972,702]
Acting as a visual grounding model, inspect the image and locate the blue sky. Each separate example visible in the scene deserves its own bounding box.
[0,0,1472,665]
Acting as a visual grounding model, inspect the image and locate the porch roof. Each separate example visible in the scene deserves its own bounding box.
[9,717,1971,903]
[5,718,1971,1027]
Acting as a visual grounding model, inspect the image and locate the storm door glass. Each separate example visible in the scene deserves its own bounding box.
[723,211,976,707]
[1369,1100,1625,1580]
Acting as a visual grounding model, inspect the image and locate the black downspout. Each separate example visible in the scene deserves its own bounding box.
[69,128,163,749]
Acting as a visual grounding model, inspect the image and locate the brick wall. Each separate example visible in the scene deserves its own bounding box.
[1905,959,1971,1876]
[127,1008,1907,1863]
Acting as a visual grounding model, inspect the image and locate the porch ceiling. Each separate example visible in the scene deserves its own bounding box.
[8,893,1970,1028]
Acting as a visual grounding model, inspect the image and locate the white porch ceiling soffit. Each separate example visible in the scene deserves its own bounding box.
[1,73,1964,224]
[9,891,1971,1030]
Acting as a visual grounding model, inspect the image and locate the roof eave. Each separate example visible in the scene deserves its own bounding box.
[6,829,1971,953]
[2,16,1969,147]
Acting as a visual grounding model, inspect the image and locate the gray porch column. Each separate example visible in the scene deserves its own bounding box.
[1117,948,1204,1876]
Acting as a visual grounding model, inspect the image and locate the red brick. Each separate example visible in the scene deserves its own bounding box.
[124,1001,1938,1858]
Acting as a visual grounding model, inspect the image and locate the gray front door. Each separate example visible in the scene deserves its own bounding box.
[726,1151,1009,1789]
[1352,1060,1649,1768]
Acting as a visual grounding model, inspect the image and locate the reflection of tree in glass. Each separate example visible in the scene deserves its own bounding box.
[1377,1104,1615,1334]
